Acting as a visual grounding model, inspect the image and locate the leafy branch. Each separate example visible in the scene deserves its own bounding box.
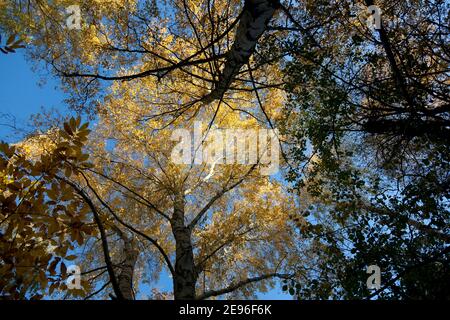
[0,33,25,54]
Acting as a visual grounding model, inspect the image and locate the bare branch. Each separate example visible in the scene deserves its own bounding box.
[79,171,176,277]
[188,164,257,230]
[56,176,124,300]
[197,273,292,300]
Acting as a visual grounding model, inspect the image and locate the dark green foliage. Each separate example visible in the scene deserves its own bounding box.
[277,0,449,299]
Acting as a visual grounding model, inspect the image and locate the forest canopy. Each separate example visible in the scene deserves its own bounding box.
[0,0,449,300]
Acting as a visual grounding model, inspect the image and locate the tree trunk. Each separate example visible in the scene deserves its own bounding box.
[202,0,280,103]
[171,193,198,300]
[116,229,139,300]
[363,118,450,143]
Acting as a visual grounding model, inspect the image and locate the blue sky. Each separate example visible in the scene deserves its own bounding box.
[0,51,289,300]
[0,52,69,142]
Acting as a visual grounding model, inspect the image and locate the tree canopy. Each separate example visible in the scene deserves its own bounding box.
[0,0,448,300]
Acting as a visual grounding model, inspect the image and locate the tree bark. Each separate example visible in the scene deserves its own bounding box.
[363,118,450,143]
[171,192,198,299]
[115,228,139,300]
[202,0,280,103]
[197,273,292,300]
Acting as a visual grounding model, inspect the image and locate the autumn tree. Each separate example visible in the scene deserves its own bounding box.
[1,119,96,299]
[1,0,448,300]
[1,0,307,300]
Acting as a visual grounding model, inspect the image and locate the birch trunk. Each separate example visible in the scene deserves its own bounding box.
[171,193,198,299]
[116,230,139,300]
[202,0,280,103]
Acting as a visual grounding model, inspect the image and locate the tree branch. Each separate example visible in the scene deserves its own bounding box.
[201,0,281,103]
[56,176,124,300]
[54,10,244,83]
[188,164,257,230]
[197,273,292,300]
[84,281,111,300]
[196,227,256,272]
[85,167,170,221]
[79,171,175,277]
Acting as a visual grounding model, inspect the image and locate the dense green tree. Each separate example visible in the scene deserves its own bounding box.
[278,0,449,299]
